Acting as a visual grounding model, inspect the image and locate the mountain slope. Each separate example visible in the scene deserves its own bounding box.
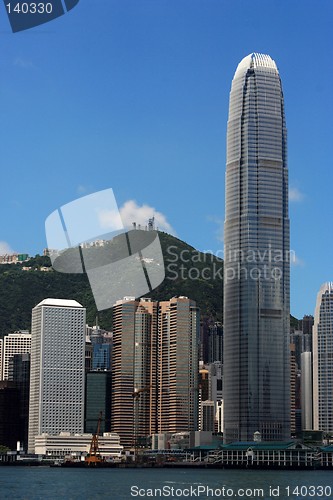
[0,231,298,336]
[0,232,223,336]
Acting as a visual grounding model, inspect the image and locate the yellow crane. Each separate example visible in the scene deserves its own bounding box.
[85,411,104,465]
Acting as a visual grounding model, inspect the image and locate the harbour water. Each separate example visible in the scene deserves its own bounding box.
[0,467,332,499]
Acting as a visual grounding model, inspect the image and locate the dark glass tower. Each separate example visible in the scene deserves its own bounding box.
[224,53,290,442]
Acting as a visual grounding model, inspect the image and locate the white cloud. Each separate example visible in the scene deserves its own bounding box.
[76,184,96,196]
[289,187,304,202]
[98,208,123,231]
[0,241,15,254]
[13,57,35,69]
[77,185,87,195]
[207,215,224,243]
[290,251,305,267]
[119,200,175,234]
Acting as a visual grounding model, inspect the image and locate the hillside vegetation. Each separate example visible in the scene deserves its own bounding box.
[0,231,298,337]
[0,232,223,336]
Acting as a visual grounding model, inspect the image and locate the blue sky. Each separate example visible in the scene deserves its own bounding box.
[0,0,332,318]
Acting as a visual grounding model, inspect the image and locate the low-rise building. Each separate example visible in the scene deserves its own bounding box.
[206,441,319,468]
[152,431,220,451]
[34,432,123,460]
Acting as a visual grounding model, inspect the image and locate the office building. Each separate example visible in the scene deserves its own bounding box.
[8,353,30,450]
[313,282,333,433]
[290,343,297,435]
[300,314,314,336]
[85,338,93,371]
[290,327,313,369]
[199,400,215,432]
[208,361,223,404]
[93,343,111,370]
[28,298,86,453]
[158,296,200,434]
[85,371,112,434]
[301,351,313,430]
[111,296,199,448]
[2,331,31,380]
[198,362,223,433]
[199,365,209,401]
[0,381,21,449]
[224,53,290,442]
[90,327,112,371]
[34,432,123,460]
[111,297,158,448]
[207,322,223,364]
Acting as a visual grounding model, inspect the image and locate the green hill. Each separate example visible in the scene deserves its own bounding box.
[0,231,298,337]
[0,232,223,336]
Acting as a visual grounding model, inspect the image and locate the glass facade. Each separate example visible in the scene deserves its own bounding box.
[224,53,290,442]
[85,371,112,433]
[92,343,111,371]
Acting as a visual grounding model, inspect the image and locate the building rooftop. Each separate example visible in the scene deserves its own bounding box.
[321,445,333,452]
[234,53,278,79]
[36,298,83,308]
[220,441,305,451]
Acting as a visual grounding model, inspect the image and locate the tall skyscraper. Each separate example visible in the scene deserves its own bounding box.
[111,297,158,448]
[111,296,199,448]
[28,299,86,453]
[224,53,290,442]
[158,296,199,434]
[313,282,333,433]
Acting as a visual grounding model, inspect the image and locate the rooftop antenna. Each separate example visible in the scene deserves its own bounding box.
[148,216,155,231]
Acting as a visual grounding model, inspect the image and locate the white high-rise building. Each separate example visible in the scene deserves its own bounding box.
[2,331,31,380]
[313,282,333,433]
[28,299,86,453]
[301,351,313,430]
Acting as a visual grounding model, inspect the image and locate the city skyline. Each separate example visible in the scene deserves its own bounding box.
[223,53,290,442]
[2,289,330,456]
[0,1,332,319]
